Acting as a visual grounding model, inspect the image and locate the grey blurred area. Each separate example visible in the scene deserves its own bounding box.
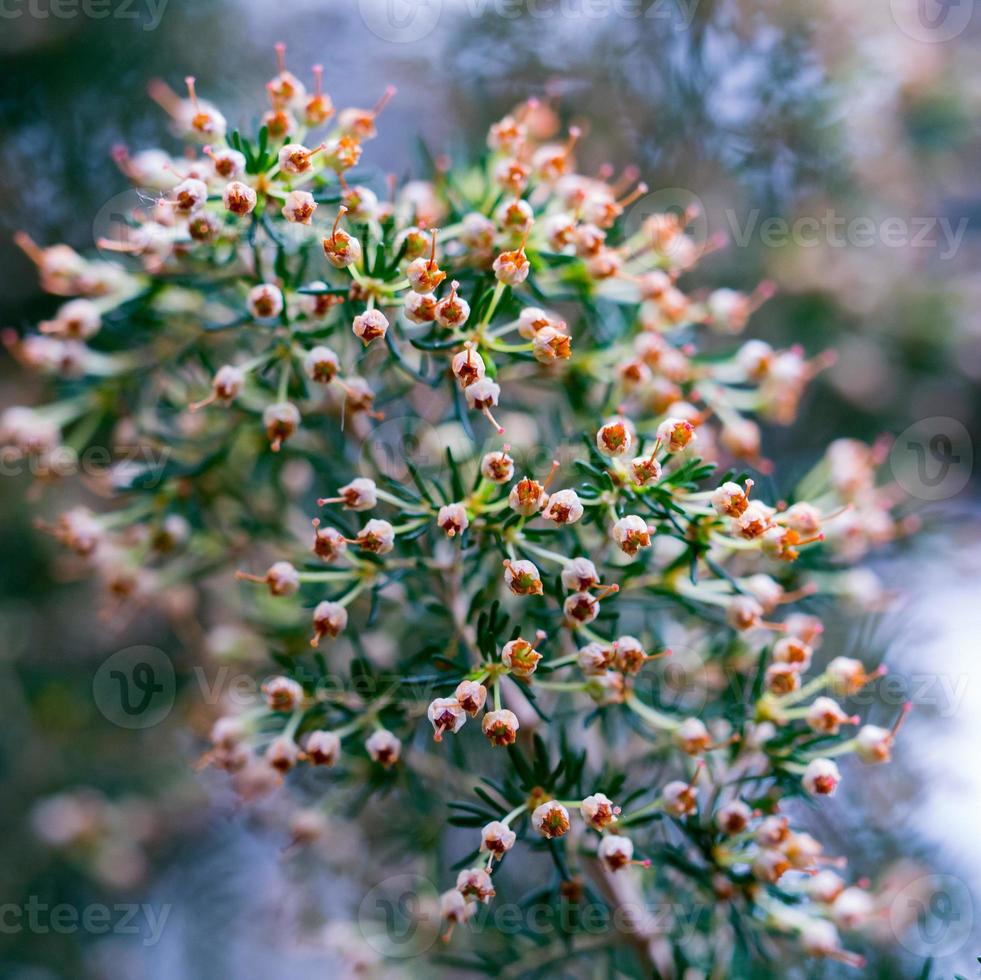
[0,0,979,977]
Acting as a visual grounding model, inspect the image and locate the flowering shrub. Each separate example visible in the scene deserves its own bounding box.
[4,44,915,976]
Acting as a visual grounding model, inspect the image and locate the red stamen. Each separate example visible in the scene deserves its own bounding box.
[188,391,217,412]
[14,231,44,265]
[617,182,648,209]
[611,164,640,196]
[184,76,200,113]
[372,84,397,117]
[891,701,913,738]
[482,405,504,435]
[331,206,348,245]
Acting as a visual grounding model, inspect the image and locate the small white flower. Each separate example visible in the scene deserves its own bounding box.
[561,557,599,592]
[210,716,247,749]
[454,680,487,717]
[805,697,853,735]
[278,142,318,174]
[802,758,841,796]
[456,868,495,903]
[451,345,485,388]
[629,453,662,486]
[772,636,813,671]
[262,674,304,711]
[334,478,377,511]
[564,591,599,625]
[596,417,633,457]
[582,793,619,831]
[597,835,634,871]
[352,309,389,346]
[303,346,340,384]
[264,561,300,597]
[673,718,710,755]
[656,416,696,454]
[480,820,516,858]
[365,729,401,767]
[266,736,299,773]
[427,697,467,742]
[508,477,547,516]
[209,147,245,178]
[355,519,395,555]
[481,449,515,484]
[434,283,470,329]
[517,307,557,339]
[173,177,208,214]
[492,246,529,286]
[437,503,469,538]
[808,870,846,904]
[531,800,570,839]
[715,800,752,835]
[440,888,475,925]
[830,887,874,929]
[541,489,583,525]
[726,596,763,631]
[403,290,436,324]
[460,212,495,250]
[855,724,893,764]
[262,402,300,451]
[711,481,750,518]
[826,657,872,695]
[752,847,790,884]
[223,180,257,216]
[662,779,698,817]
[532,325,572,363]
[311,601,348,644]
[501,637,542,678]
[577,642,612,676]
[754,815,789,847]
[799,919,845,960]
[612,515,651,556]
[282,190,317,224]
[613,635,648,675]
[464,378,503,433]
[494,197,534,233]
[248,283,284,321]
[51,299,101,340]
[312,523,347,562]
[482,709,519,746]
[503,559,542,596]
[305,730,341,767]
[765,662,800,696]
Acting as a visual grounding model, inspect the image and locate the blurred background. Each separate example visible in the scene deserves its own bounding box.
[0,0,979,977]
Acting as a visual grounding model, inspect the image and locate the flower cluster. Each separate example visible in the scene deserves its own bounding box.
[5,47,916,975]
